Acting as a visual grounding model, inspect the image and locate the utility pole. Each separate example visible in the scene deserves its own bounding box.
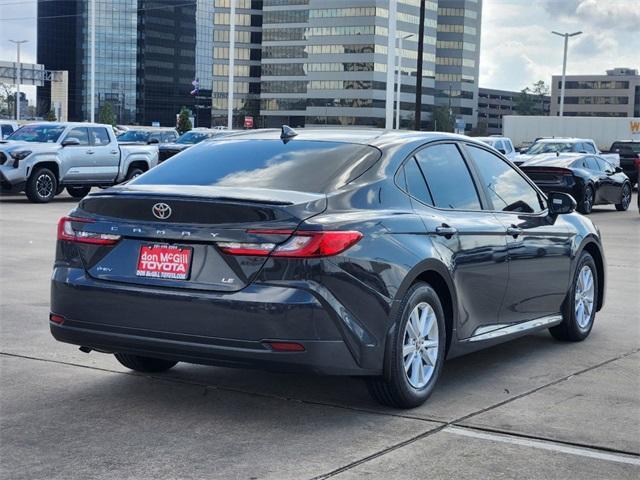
[396,34,414,130]
[9,40,28,121]
[552,30,582,116]
[385,0,397,129]
[413,0,426,130]
[90,0,95,122]
[228,0,236,129]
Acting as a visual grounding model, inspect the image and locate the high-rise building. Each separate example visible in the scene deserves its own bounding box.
[37,0,214,126]
[550,68,640,118]
[434,0,482,132]
[477,87,550,135]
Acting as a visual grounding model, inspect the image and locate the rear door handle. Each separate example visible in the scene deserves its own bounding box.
[507,225,523,238]
[86,150,94,154]
[110,150,118,154]
[435,225,458,238]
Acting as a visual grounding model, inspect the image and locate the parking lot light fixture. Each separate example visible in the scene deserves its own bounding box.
[552,30,583,117]
[9,39,28,121]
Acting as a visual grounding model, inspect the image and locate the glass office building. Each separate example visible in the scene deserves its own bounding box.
[434,0,482,131]
[37,0,214,126]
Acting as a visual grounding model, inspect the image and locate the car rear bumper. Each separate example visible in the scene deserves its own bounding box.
[50,267,379,375]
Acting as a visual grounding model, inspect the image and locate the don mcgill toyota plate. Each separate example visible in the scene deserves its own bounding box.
[136,244,193,280]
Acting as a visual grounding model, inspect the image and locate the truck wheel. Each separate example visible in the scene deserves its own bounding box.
[25,167,57,203]
[125,167,144,181]
[66,186,91,198]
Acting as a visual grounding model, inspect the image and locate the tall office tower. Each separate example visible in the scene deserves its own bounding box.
[37,0,214,126]
[434,0,482,132]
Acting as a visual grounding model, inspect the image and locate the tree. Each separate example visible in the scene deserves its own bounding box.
[176,106,192,134]
[432,106,455,132]
[531,80,550,115]
[46,110,57,121]
[471,119,489,136]
[515,87,536,115]
[98,102,116,126]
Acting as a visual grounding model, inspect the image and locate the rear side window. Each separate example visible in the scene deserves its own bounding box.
[90,127,111,145]
[132,139,381,194]
[466,145,544,213]
[1,124,14,137]
[583,143,596,154]
[65,127,89,145]
[403,158,434,205]
[584,156,598,170]
[414,144,481,210]
[504,140,513,154]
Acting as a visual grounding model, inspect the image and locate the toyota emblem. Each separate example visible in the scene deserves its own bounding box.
[152,203,172,220]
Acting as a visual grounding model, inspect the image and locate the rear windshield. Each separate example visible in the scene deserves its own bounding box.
[612,142,640,154]
[131,139,381,194]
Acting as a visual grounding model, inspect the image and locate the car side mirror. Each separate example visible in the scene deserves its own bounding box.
[547,192,576,215]
[614,166,623,173]
[61,138,80,147]
[147,138,160,144]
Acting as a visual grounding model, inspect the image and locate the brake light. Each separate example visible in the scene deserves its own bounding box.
[265,341,305,352]
[217,230,363,258]
[523,167,573,176]
[57,216,121,245]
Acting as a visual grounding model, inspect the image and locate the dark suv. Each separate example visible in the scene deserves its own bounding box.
[609,141,640,186]
[50,129,605,408]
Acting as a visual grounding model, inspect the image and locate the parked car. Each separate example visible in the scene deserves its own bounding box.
[158,128,239,163]
[473,136,517,161]
[117,127,178,145]
[515,138,620,167]
[50,128,606,408]
[520,153,632,214]
[0,121,19,140]
[0,122,158,203]
[608,141,640,186]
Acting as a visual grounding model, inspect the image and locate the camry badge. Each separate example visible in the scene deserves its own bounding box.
[152,203,172,220]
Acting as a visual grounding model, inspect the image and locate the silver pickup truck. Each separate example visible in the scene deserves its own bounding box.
[0,122,158,203]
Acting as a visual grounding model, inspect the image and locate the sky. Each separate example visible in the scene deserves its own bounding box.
[0,0,639,105]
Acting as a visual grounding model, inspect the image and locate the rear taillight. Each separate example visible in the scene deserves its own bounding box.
[217,230,363,258]
[634,155,640,168]
[57,216,121,245]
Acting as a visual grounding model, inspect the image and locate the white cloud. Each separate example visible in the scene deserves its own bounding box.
[480,0,639,92]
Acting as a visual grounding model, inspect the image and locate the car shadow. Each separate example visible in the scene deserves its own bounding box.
[0,195,79,204]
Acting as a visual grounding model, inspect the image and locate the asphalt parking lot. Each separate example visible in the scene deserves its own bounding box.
[1,191,638,480]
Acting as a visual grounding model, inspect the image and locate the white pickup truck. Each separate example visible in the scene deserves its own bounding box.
[514,138,620,167]
[0,122,158,203]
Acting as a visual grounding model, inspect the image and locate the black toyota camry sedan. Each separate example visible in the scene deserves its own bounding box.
[520,153,632,214]
[50,128,606,408]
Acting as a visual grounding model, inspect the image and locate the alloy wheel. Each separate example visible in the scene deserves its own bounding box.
[622,184,631,209]
[583,188,593,213]
[402,302,439,389]
[575,265,595,329]
[36,173,54,199]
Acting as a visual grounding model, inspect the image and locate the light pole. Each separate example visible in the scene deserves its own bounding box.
[227,0,236,129]
[385,0,397,129]
[9,40,28,121]
[552,30,582,117]
[90,0,95,122]
[395,34,414,130]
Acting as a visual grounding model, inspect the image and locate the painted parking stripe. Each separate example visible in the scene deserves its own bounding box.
[443,426,640,466]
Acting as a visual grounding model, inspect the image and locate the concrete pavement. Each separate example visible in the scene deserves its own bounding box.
[1,191,638,479]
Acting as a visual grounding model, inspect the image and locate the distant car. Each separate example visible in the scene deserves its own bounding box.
[474,136,517,161]
[158,128,239,163]
[608,141,640,186]
[516,138,620,167]
[520,153,632,214]
[0,121,19,140]
[117,128,178,145]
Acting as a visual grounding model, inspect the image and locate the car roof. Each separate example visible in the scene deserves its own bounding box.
[22,122,112,128]
[212,128,474,149]
[535,138,591,143]
[520,153,586,167]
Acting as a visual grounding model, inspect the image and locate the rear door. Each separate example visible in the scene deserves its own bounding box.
[463,143,573,323]
[59,127,93,182]
[404,142,509,339]
[88,127,120,182]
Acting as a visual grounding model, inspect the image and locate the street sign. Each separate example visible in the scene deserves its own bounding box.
[244,116,254,129]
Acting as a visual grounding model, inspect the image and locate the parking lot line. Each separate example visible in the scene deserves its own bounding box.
[443,426,640,466]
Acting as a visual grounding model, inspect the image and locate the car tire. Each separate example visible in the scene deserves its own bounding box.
[66,186,91,198]
[25,167,57,203]
[366,282,446,408]
[114,353,178,373]
[125,167,144,181]
[615,182,631,211]
[577,185,594,214]
[549,251,598,342]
